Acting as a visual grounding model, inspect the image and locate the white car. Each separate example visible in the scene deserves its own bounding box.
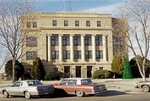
[0,80,54,99]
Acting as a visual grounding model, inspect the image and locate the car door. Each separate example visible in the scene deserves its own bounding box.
[65,80,77,94]
[8,81,21,95]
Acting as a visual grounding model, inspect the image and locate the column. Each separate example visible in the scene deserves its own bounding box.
[59,34,63,62]
[92,34,96,62]
[103,35,106,61]
[70,34,74,62]
[48,36,51,62]
[81,34,85,62]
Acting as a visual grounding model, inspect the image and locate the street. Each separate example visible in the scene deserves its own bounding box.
[0,91,150,101]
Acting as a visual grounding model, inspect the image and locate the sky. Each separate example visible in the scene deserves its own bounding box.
[0,0,126,73]
[29,0,125,16]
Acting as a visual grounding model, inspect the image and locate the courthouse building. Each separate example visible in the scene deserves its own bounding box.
[21,12,124,78]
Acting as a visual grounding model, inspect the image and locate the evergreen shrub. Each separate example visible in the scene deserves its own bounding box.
[45,71,65,80]
[93,70,114,79]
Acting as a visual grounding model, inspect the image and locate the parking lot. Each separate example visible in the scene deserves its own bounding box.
[0,78,145,101]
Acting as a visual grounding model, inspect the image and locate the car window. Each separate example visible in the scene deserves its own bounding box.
[68,80,77,86]
[13,82,20,87]
[81,79,92,85]
[27,80,43,86]
[60,80,68,85]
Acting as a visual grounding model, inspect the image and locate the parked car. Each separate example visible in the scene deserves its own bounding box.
[0,80,54,99]
[135,81,150,92]
[53,78,107,97]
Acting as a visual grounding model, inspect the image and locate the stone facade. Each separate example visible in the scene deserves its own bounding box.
[21,12,115,78]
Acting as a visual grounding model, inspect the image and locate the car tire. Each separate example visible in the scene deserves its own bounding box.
[3,91,9,98]
[75,90,84,97]
[24,91,31,99]
[142,85,150,92]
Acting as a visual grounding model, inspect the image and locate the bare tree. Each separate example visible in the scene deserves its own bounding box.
[0,0,34,83]
[116,0,150,81]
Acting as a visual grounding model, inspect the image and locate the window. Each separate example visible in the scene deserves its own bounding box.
[60,80,68,85]
[74,36,81,46]
[97,21,101,27]
[27,22,31,28]
[53,68,58,71]
[26,37,37,47]
[99,67,103,70]
[86,21,90,27]
[85,36,92,46]
[85,50,92,59]
[68,80,77,85]
[96,50,103,59]
[27,81,42,86]
[51,36,58,46]
[75,20,79,26]
[63,50,70,59]
[26,51,37,60]
[74,50,81,59]
[51,50,59,59]
[12,82,20,87]
[52,20,57,26]
[81,79,92,85]
[33,22,37,28]
[62,36,70,46]
[96,35,102,46]
[64,20,68,26]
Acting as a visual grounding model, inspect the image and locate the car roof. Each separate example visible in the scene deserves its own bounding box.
[63,78,90,80]
[17,80,40,82]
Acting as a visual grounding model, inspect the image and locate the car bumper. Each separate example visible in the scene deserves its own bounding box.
[30,90,54,96]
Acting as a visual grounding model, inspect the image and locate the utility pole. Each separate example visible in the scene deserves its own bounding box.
[63,0,66,11]
[69,0,72,12]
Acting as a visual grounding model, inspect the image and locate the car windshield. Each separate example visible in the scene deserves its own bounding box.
[81,79,92,85]
[27,80,43,86]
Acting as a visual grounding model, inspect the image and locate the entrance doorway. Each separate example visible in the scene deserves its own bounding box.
[76,66,81,77]
[64,66,70,74]
[87,66,92,78]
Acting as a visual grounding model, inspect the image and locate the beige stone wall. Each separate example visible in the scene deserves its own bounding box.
[21,12,114,78]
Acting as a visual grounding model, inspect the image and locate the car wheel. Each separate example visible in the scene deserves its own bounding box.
[24,91,31,99]
[75,90,84,97]
[3,91,9,98]
[142,85,150,92]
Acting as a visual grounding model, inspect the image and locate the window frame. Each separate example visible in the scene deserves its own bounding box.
[86,21,90,27]
[74,36,81,46]
[51,50,59,59]
[96,50,103,59]
[63,50,70,59]
[51,36,58,46]
[75,20,79,27]
[26,51,37,60]
[74,50,81,59]
[97,21,101,27]
[33,22,37,28]
[85,36,92,46]
[52,20,57,26]
[95,35,102,46]
[26,37,37,47]
[85,50,92,59]
[27,22,31,28]
[62,36,70,46]
[64,20,68,26]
